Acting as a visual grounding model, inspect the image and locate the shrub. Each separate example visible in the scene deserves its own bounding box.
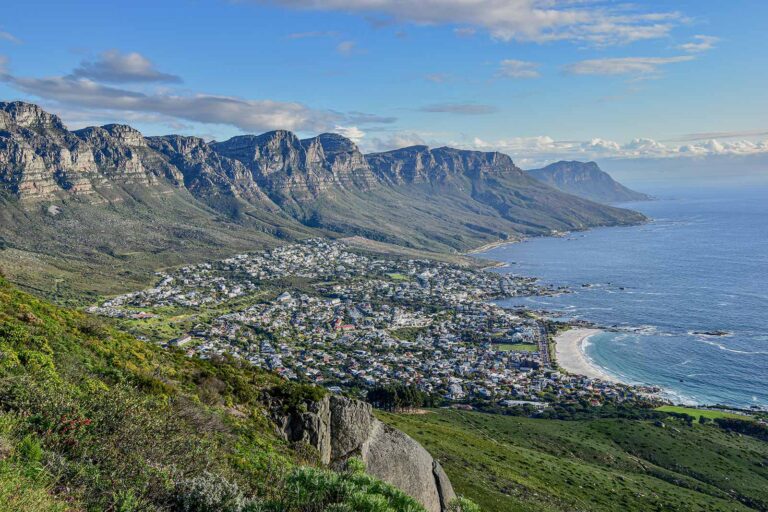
[14,436,43,465]
[174,471,248,512]
[448,497,482,512]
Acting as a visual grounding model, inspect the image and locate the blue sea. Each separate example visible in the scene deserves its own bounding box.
[481,186,768,409]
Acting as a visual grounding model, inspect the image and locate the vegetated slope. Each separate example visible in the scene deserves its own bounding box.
[0,276,442,511]
[1,101,645,298]
[300,146,646,252]
[528,161,651,204]
[381,409,768,512]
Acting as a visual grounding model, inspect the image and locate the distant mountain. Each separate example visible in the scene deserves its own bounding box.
[528,161,651,204]
[0,101,646,297]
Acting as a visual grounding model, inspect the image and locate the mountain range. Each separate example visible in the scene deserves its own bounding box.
[0,101,645,298]
[528,160,652,204]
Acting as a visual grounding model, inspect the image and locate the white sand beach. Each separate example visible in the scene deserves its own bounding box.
[554,328,622,383]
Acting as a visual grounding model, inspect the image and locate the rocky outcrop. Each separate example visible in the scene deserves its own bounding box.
[0,102,100,200]
[301,133,378,190]
[0,101,647,260]
[212,130,376,207]
[528,160,651,204]
[147,135,277,213]
[366,145,522,185]
[275,395,456,512]
[0,101,184,202]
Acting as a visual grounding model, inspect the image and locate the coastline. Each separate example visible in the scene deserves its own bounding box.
[464,238,517,255]
[554,328,623,384]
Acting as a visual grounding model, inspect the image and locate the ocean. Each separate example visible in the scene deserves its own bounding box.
[481,185,768,409]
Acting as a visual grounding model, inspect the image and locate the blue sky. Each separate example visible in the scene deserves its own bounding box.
[1,0,767,177]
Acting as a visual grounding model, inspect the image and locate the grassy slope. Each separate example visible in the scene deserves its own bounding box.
[656,405,747,421]
[0,185,315,303]
[381,409,768,512]
[0,277,432,511]
[309,177,645,254]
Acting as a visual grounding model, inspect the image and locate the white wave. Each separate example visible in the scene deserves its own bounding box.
[697,339,768,355]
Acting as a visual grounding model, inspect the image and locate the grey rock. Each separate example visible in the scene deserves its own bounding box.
[274,395,455,512]
[365,145,520,185]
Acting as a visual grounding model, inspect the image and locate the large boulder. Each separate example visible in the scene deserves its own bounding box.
[274,395,456,512]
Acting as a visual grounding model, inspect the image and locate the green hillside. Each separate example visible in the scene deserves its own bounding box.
[381,409,768,512]
[0,276,444,512]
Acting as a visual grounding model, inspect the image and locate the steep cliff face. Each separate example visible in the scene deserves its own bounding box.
[147,135,278,213]
[275,395,456,512]
[212,130,376,208]
[0,101,185,202]
[0,102,100,200]
[301,133,378,190]
[528,160,651,204]
[74,124,183,188]
[366,145,522,185]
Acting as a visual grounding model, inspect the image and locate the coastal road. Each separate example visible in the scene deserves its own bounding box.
[537,322,551,367]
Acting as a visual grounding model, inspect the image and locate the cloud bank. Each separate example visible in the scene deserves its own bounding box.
[496,59,540,79]
[464,135,768,167]
[261,0,683,45]
[1,51,394,134]
[70,50,182,83]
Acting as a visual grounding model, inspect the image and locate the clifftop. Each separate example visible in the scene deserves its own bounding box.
[528,160,651,204]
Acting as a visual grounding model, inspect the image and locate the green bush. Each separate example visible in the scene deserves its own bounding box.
[14,436,42,465]
[175,471,249,512]
[448,496,482,512]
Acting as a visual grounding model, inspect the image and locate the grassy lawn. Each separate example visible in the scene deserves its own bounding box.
[655,405,749,421]
[494,342,538,352]
[386,272,410,281]
[389,326,428,342]
[379,408,768,512]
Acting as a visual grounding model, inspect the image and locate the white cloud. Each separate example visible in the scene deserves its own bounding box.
[496,59,540,79]
[69,50,181,83]
[286,30,340,39]
[366,131,429,152]
[564,56,694,77]
[678,35,719,53]
[336,40,359,55]
[457,134,768,166]
[334,125,365,142]
[260,0,683,45]
[453,27,476,38]
[672,129,768,142]
[419,103,498,115]
[0,30,21,44]
[424,72,451,83]
[2,72,389,134]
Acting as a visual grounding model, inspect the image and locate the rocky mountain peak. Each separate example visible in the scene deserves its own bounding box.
[366,144,521,185]
[0,101,67,134]
[213,129,376,204]
[528,160,651,203]
[101,124,147,147]
[146,134,207,157]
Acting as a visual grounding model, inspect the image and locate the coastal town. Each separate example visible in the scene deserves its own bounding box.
[90,239,650,408]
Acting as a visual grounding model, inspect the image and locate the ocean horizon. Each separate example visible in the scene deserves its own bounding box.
[481,185,768,410]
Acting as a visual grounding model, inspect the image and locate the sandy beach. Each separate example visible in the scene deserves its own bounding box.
[554,328,622,383]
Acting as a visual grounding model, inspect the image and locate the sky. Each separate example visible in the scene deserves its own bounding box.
[1,0,767,182]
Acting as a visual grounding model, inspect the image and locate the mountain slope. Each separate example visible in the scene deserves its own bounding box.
[1,101,645,298]
[528,161,651,204]
[0,276,462,511]
[383,409,768,512]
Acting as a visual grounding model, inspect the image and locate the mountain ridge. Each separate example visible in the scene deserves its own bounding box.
[0,101,646,297]
[528,160,652,204]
